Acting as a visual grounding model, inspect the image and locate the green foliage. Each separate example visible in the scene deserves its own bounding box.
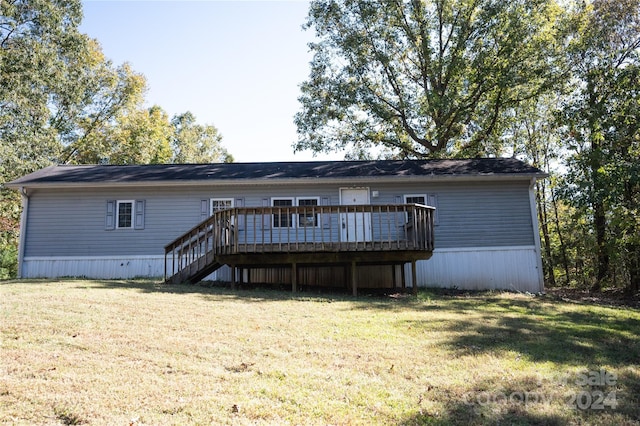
[0,0,84,180]
[558,0,640,293]
[171,111,231,164]
[0,189,19,280]
[0,0,232,278]
[295,0,565,158]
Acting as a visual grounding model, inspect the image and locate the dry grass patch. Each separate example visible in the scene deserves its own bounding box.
[1,280,639,425]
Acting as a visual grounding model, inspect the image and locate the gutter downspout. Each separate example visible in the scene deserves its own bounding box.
[17,187,29,278]
[528,178,545,293]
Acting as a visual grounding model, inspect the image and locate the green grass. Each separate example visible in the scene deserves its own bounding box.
[1,280,639,425]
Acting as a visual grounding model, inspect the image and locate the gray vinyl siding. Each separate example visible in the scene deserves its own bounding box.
[370,181,535,248]
[23,180,534,257]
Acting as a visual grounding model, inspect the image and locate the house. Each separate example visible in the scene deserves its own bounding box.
[7,158,546,293]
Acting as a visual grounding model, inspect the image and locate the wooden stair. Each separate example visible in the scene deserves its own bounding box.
[165,257,223,284]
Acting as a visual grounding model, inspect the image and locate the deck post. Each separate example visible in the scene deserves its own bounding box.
[231,265,236,290]
[401,264,406,290]
[411,260,418,295]
[351,260,358,297]
[391,264,397,289]
[292,262,297,293]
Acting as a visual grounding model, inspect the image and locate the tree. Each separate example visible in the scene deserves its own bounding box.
[0,0,234,278]
[560,0,640,293]
[108,105,173,165]
[295,0,564,159]
[1,0,86,278]
[58,51,148,165]
[171,112,232,164]
[1,0,85,179]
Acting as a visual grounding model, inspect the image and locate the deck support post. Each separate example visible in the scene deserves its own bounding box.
[291,262,297,293]
[401,264,406,291]
[411,260,418,296]
[351,260,358,297]
[231,265,236,290]
[391,264,397,289]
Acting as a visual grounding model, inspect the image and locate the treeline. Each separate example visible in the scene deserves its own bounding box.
[295,0,639,294]
[2,0,639,294]
[0,0,231,278]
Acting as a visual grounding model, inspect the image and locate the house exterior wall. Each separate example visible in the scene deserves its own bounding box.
[19,179,543,291]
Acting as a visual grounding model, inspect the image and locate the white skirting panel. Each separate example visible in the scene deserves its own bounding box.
[22,247,542,292]
[21,256,229,281]
[409,246,544,293]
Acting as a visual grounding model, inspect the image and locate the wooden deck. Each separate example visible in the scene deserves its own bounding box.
[164,204,435,294]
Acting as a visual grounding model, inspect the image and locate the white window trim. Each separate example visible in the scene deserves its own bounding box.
[210,198,234,215]
[404,194,427,205]
[271,197,295,228]
[404,194,427,224]
[296,196,321,228]
[116,200,135,229]
[404,193,439,225]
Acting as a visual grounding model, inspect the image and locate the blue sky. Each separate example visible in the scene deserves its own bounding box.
[80,1,342,163]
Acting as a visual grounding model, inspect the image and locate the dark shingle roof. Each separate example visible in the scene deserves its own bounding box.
[8,158,545,187]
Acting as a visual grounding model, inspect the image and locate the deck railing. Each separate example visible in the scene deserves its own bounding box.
[164,204,435,281]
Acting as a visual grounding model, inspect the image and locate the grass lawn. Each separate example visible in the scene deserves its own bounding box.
[1,280,639,425]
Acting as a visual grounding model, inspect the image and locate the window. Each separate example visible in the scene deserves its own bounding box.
[117,200,134,229]
[404,194,426,205]
[272,198,294,228]
[211,198,233,215]
[403,194,438,225]
[106,200,145,230]
[404,194,426,224]
[297,197,319,227]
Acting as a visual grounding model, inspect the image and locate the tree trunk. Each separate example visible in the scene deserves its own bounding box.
[592,199,608,292]
[551,191,571,285]
[587,80,608,293]
[536,180,556,287]
[627,243,640,296]
[624,181,639,295]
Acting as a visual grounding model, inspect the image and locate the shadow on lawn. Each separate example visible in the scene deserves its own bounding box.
[393,296,640,425]
[80,280,640,424]
[408,297,640,367]
[401,402,569,426]
[399,368,640,426]
[76,279,363,302]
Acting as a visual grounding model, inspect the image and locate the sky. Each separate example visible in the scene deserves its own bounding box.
[80,0,342,163]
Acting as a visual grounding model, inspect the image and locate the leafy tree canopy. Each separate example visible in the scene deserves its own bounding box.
[0,0,232,278]
[295,0,565,159]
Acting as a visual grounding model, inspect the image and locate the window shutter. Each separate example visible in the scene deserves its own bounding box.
[235,198,244,230]
[134,200,145,230]
[321,197,331,229]
[428,194,439,224]
[105,200,116,230]
[201,199,209,221]
[261,198,270,229]
[394,195,403,204]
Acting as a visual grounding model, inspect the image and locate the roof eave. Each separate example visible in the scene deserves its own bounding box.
[5,172,548,189]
